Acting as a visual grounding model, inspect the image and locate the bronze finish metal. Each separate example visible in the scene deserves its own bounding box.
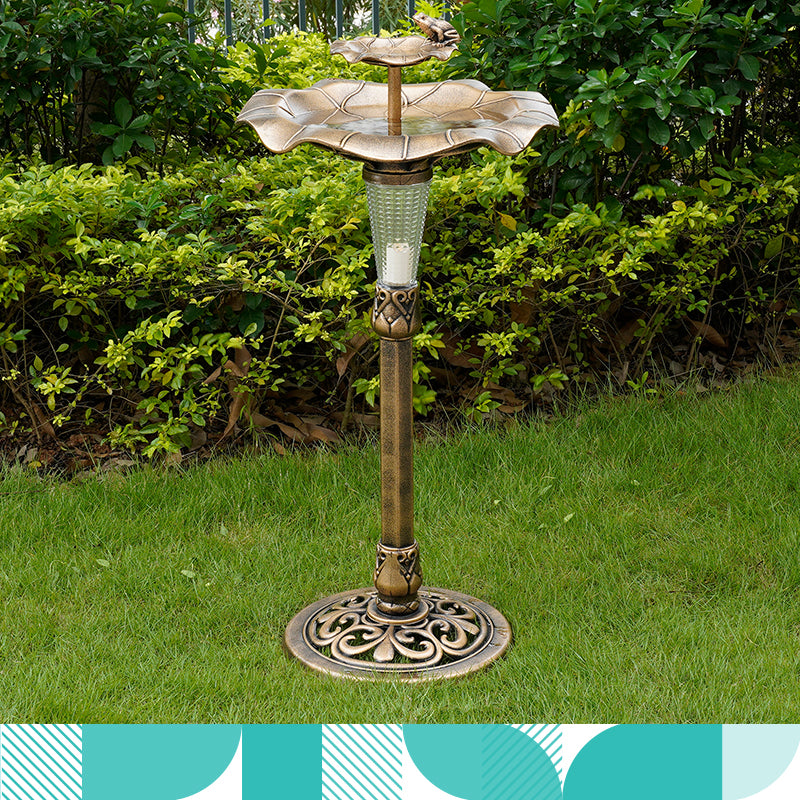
[363,163,433,186]
[372,284,420,612]
[280,282,516,678]
[329,35,459,67]
[236,79,559,172]
[412,13,461,47]
[377,336,415,549]
[371,285,420,340]
[387,66,402,136]
[374,541,422,614]
[237,31,558,681]
[284,587,512,680]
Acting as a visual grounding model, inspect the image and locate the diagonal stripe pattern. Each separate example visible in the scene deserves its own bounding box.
[322,724,402,800]
[512,725,564,783]
[0,724,82,800]
[482,725,562,800]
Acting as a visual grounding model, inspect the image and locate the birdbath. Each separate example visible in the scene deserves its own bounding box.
[237,18,558,680]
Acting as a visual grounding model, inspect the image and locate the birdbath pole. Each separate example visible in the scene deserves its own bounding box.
[387,66,402,136]
[236,17,559,679]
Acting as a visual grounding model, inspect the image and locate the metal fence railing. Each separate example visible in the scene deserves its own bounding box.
[186,1,451,47]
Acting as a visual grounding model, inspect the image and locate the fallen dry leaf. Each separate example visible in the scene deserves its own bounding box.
[460,382,523,406]
[227,292,245,312]
[686,319,727,348]
[163,450,182,467]
[306,424,341,444]
[224,359,245,379]
[249,412,277,428]
[287,387,315,402]
[276,422,308,442]
[279,411,310,435]
[509,286,538,326]
[203,365,223,385]
[613,318,645,350]
[336,333,371,377]
[222,391,247,438]
[440,328,483,369]
[189,428,208,450]
[233,345,252,374]
[332,411,379,428]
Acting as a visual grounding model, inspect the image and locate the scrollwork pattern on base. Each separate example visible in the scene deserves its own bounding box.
[371,285,420,339]
[302,589,494,672]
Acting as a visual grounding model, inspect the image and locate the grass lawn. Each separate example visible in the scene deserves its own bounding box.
[1,373,800,723]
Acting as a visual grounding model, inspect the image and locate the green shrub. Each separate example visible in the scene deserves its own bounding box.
[264,0,416,40]
[1,145,798,454]
[0,6,446,169]
[447,0,800,211]
[2,20,800,456]
[0,0,248,166]
[427,149,800,394]
[0,151,364,451]
[221,29,448,89]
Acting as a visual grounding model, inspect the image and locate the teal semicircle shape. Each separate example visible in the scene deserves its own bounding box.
[82,724,241,800]
[723,725,800,800]
[403,724,562,800]
[563,725,722,800]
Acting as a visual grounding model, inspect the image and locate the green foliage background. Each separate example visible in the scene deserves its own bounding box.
[1,0,800,456]
[447,0,800,211]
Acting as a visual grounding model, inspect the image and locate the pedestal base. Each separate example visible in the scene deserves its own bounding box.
[284,587,511,681]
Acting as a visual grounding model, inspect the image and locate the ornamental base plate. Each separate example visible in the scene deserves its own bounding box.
[284,587,512,681]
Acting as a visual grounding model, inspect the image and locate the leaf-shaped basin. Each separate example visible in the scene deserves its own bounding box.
[236,79,559,169]
[329,35,459,67]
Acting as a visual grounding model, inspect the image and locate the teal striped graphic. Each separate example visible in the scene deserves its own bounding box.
[322,724,402,800]
[480,725,563,800]
[0,724,82,800]
[514,724,563,782]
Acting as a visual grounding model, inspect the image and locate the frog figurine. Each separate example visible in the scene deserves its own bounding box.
[412,12,461,46]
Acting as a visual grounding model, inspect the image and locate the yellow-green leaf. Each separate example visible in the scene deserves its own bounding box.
[765,236,784,260]
[498,213,517,231]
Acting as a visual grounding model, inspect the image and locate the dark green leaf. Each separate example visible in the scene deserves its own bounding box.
[112,133,134,157]
[698,115,715,140]
[114,98,133,128]
[627,94,656,109]
[648,117,671,146]
[133,134,155,152]
[737,53,760,81]
[92,123,121,137]
[238,308,265,337]
[764,236,784,260]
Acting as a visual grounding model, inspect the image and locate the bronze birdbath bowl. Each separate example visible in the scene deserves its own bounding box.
[237,19,558,680]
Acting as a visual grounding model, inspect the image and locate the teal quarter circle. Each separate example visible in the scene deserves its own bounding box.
[723,725,800,800]
[82,724,241,800]
[403,724,562,800]
[563,724,722,800]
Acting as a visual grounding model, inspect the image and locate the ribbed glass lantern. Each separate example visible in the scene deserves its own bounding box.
[364,174,431,288]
